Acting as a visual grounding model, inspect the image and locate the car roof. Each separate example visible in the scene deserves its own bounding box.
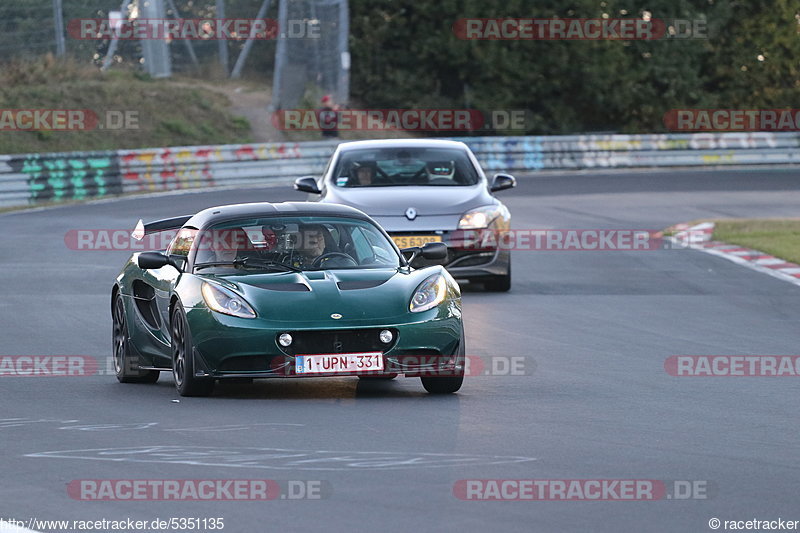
[185,202,371,229]
[336,139,470,152]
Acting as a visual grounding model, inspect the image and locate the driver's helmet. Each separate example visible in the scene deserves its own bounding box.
[296,224,330,256]
[426,160,456,181]
[350,160,377,185]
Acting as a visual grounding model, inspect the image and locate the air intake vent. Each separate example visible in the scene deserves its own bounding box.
[337,280,388,290]
[251,283,310,292]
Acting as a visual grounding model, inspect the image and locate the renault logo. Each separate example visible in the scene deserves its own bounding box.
[405,207,417,220]
[331,313,342,320]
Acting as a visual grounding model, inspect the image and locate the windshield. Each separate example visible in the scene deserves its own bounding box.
[332,147,480,187]
[192,216,400,274]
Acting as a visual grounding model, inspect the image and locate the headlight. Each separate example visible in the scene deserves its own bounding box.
[458,205,502,229]
[201,282,257,319]
[410,273,447,313]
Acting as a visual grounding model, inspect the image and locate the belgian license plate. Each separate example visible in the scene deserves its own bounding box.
[391,235,442,249]
[295,352,384,374]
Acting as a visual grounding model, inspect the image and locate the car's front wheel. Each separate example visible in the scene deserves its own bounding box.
[420,373,463,394]
[420,332,465,394]
[485,263,511,292]
[171,306,214,397]
[113,296,159,384]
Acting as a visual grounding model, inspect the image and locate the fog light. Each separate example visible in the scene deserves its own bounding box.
[379,329,393,344]
[278,333,293,347]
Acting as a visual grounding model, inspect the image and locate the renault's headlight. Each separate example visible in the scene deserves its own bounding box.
[458,205,503,229]
[410,274,447,313]
[201,282,257,319]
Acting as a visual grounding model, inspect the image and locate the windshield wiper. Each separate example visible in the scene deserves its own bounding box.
[239,258,302,272]
[194,260,245,271]
[195,258,301,273]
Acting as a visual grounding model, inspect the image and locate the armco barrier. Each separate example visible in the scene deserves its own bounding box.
[458,132,800,170]
[0,150,121,208]
[1,132,799,209]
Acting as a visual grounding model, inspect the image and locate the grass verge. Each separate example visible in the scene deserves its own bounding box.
[0,57,252,154]
[712,219,800,264]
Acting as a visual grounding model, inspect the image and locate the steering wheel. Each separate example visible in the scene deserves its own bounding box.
[409,167,429,183]
[312,252,358,268]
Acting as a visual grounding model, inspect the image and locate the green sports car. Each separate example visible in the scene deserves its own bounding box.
[112,202,464,396]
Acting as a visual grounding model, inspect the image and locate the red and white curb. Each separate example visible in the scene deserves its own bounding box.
[667,222,800,288]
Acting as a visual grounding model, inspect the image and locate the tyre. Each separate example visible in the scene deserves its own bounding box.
[420,374,463,394]
[113,296,159,384]
[171,305,214,397]
[485,263,511,292]
[420,330,465,394]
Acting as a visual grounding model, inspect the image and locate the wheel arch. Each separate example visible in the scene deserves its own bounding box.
[169,294,181,324]
[111,283,121,314]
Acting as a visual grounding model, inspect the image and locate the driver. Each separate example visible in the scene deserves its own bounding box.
[287,224,328,269]
[350,161,377,187]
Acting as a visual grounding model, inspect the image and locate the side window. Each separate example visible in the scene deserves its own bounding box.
[362,227,395,263]
[350,227,373,262]
[362,227,385,248]
[325,224,340,247]
[167,228,197,257]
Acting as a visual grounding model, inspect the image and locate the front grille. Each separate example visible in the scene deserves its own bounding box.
[279,328,398,356]
[412,248,495,269]
[448,251,496,268]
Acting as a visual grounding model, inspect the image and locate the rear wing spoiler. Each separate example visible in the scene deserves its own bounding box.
[131,215,193,240]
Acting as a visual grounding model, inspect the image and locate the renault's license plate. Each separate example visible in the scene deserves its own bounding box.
[391,235,442,248]
[295,352,384,374]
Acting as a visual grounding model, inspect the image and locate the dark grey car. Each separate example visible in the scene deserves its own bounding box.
[293,139,516,291]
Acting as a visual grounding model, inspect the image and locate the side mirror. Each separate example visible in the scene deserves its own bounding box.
[490,173,516,193]
[294,176,321,194]
[138,252,179,270]
[402,242,448,265]
[420,241,448,260]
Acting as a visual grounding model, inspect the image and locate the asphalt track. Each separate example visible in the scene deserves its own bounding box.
[1,167,800,533]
